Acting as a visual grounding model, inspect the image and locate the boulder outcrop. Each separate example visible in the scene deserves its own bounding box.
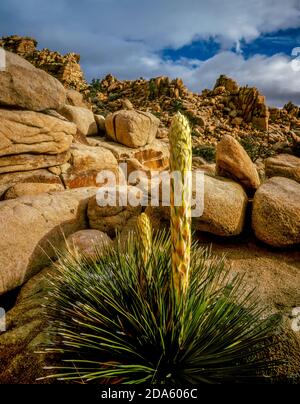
[265,154,300,183]
[0,50,66,111]
[105,109,160,148]
[252,177,300,247]
[0,187,97,295]
[216,134,260,192]
[59,105,98,136]
[0,109,75,157]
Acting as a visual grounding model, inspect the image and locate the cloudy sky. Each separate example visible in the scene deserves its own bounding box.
[1,0,300,106]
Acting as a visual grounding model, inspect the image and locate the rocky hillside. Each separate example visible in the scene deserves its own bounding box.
[0,35,87,92]
[0,35,299,383]
[90,73,300,159]
[1,35,300,161]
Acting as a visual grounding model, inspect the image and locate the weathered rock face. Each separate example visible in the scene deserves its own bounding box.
[194,175,248,236]
[4,182,64,200]
[0,150,70,174]
[216,135,260,192]
[105,110,160,148]
[238,87,269,131]
[0,109,75,157]
[87,186,143,237]
[62,143,119,188]
[0,50,66,111]
[89,138,169,173]
[66,230,113,260]
[68,144,118,173]
[265,154,300,183]
[59,105,98,136]
[252,177,300,247]
[0,35,37,57]
[144,174,248,237]
[0,169,62,198]
[0,187,97,295]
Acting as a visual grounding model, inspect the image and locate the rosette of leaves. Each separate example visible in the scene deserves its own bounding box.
[42,232,278,384]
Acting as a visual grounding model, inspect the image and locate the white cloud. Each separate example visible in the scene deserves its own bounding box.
[2,0,300,51]
[36,0,300,49]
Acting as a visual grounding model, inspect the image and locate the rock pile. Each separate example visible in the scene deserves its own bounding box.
[89,73,300,157]
[214,74,269,130]
[0,48,169,197]
[0,35,37,57]
[0,47,169,296]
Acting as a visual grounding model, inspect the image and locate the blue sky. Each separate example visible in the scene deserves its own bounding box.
[163,28,300,61]
[1,0,300,106]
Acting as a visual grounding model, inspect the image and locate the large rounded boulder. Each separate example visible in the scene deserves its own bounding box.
[216,134,260,192]
[0,50,66,111]
[252,177,300,247]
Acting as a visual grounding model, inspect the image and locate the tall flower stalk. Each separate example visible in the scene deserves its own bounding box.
[136,212,152,266]
[169,112,192,297]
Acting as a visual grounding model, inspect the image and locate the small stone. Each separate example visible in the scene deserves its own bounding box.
[66,229,113,260]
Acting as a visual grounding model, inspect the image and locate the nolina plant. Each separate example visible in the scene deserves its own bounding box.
[42,113,279,384]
